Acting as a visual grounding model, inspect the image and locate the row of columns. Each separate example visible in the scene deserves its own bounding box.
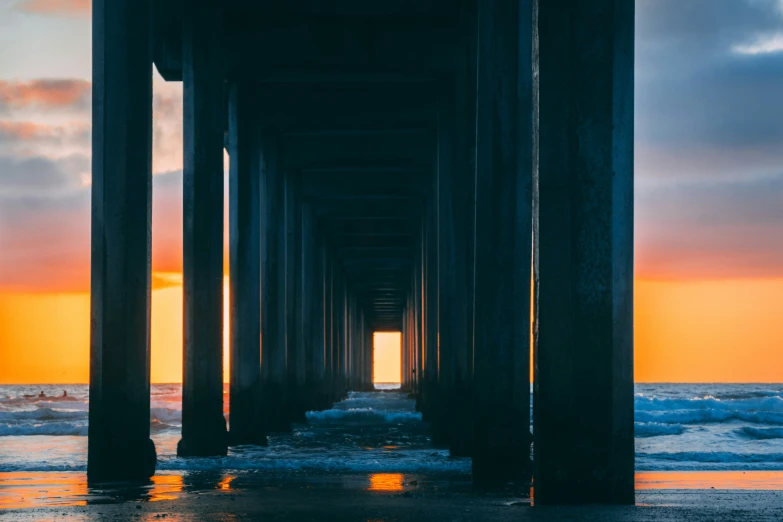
[88,0,375,481]
[89,0,634,505]
[226,90,377,444]
[399,0,634,504]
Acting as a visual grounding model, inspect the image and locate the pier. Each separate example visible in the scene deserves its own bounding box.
[87,0,634,504]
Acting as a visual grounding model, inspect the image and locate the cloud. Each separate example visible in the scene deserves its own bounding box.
[0,154,89,197]
[153,74,183,174]
[0,79,90,113]
[14,0,90,17]
[635,0,783,147]
[733,32,783,55]
[636,173,783,279]
[0,188,90,292]
[0,168,186,293]
[0,121,90,149]
[633,0,783,280]
[152,272,183,290]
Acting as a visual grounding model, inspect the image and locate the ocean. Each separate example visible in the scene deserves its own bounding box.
[1,383,783,474]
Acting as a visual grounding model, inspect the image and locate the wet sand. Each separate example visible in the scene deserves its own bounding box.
[3,471,783,521]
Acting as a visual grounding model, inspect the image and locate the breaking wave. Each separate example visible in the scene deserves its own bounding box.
[305,408,422,424]
[736,427,783,440]
[634,422,685,438]
[0,422,88,436]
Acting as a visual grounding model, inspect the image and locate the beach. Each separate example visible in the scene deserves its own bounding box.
[3,470,783,521]
[3,384,783,519]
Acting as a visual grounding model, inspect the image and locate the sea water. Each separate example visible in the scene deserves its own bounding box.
[1,383,783,473]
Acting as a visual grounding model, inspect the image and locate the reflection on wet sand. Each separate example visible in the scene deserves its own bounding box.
[5,470,783,510]
[367,473,404,492]
[636,471,783,490]
[0,472,88,509]
[148,474,184,501]
[217,475,235,491]
[0,472,186,509]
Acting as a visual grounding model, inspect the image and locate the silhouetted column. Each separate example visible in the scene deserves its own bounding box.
[315,243,331,409]
[360,316,369,389]
[337,277,348,397]
[88,0,156,482]
[285,173,306,423]
[413,242,424,406]
[327,257,339,402]
[347,301,356,390]
[535,0,635,505]
[303,204,324,410]
[179,3,228,457]
[423,190,439,427]
[370,323,375,387]
[408,296,413,393]
[450,0,478,459]
[261,133,291,432]
[435,89,456,447]
[228,81,265,446]
[401,311,408,390]
[472,0,533,484]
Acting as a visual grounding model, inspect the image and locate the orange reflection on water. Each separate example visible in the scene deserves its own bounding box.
[148,473,184,502]
[0,472,88,509]
[636,471,783,490]
[217,475,235,491]
[367,473,404,492]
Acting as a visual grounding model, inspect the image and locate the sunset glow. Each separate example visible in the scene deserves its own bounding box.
[2,278,782,383]
[373,332,402,384]
[2,2,783,385]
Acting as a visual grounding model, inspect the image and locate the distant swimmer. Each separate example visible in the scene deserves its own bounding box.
[38,391,45,398]
[62,390,68,397]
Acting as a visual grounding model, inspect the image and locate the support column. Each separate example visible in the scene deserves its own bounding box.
[179,3,227,457]
[401,311,408,391]
[472,0,533,484]
[304,204,325,410]
[450,0,478,459]
[435,89,456,447]
[316,244,330,408]
[88,0,156,482]
[228,81,265,446]
[261,132,291,433]
[327,257,339,402]
[535,0,635,504]
[413,244,424,406]
[337,277,348,398]
[424,187,439,428]
[285,173,306,423]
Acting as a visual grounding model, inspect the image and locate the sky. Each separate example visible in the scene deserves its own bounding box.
[1,0,783,383]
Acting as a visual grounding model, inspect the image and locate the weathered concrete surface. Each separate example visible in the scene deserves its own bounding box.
[260,132,292,433]
[87,0,156,483]
[228,81,265,447]
[421,204,439,428]
[432,91,455,447]
[472,0,534,485]
[286,173,308,423]
[449,0,478,459]
[179,4,228,458]
[535,0,635,505]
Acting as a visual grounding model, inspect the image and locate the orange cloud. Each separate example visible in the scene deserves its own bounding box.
[0,80,90,111]
[0,121,51,140]
[0,121,90,147]
[14,0,90,16]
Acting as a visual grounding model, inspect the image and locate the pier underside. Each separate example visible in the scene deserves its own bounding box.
[88,0,635,505]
